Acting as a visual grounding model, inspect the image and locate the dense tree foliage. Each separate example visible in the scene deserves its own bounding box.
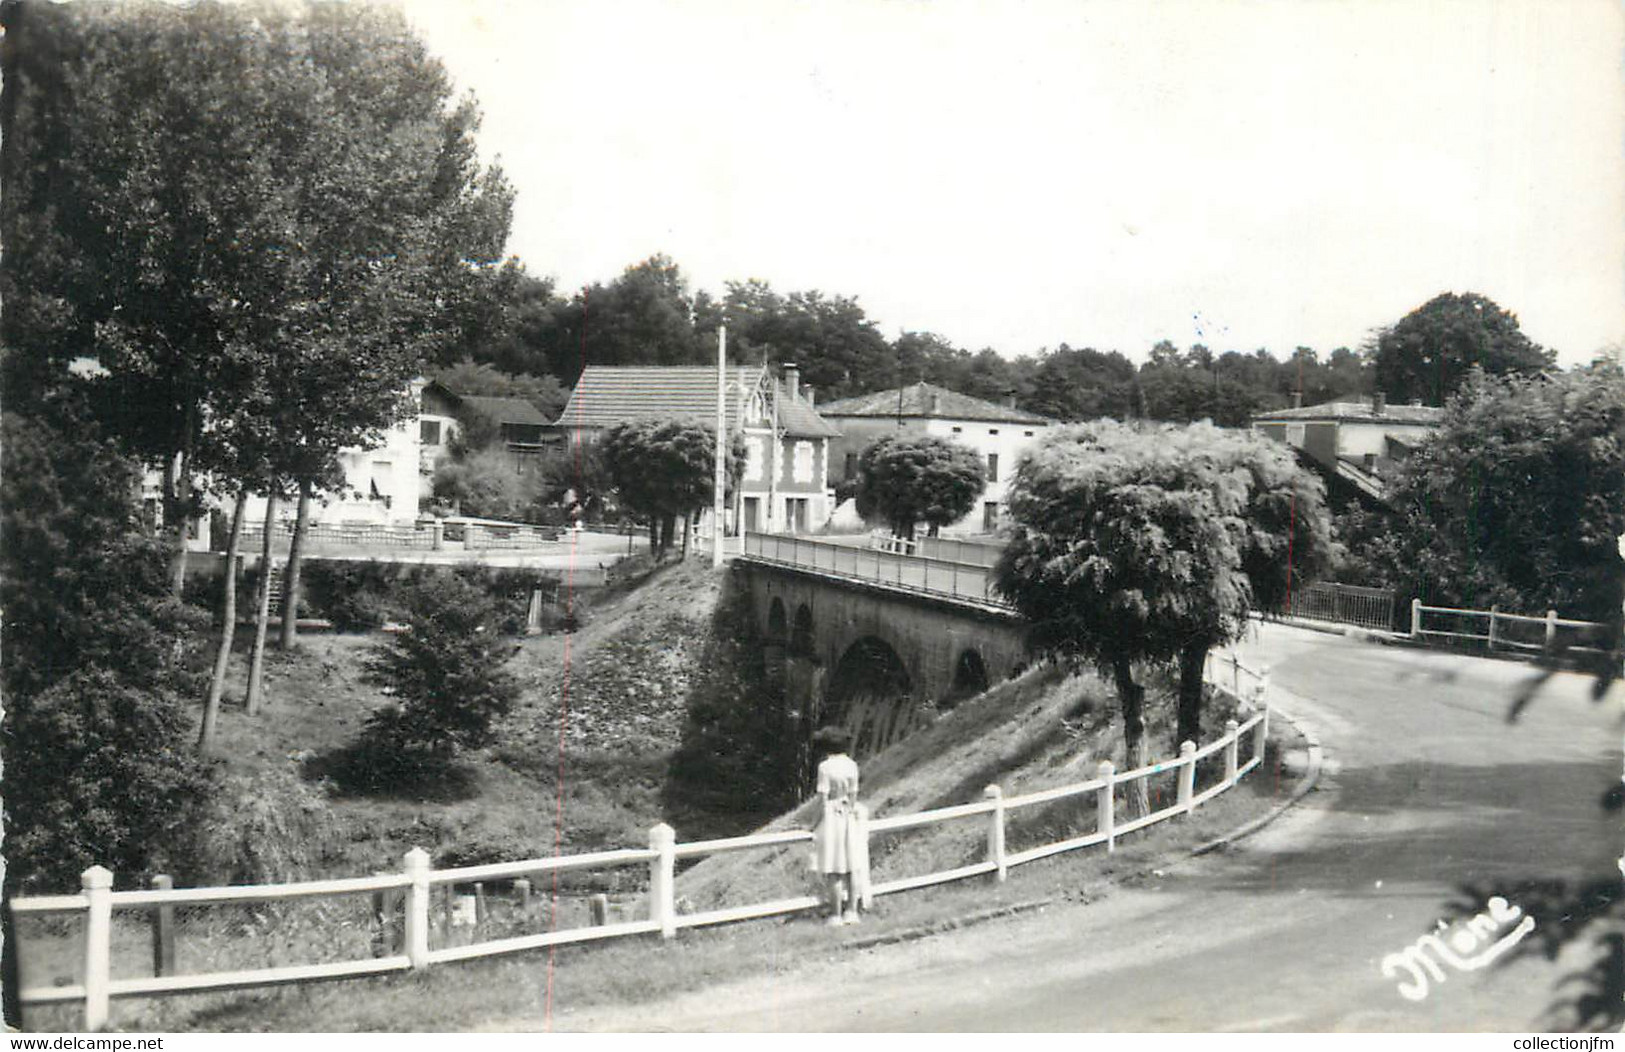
[1373,292,1555,407]
[600,419,746,555]
[722,280,895,399]
[431,359,568,420]
[542,255,711,380]
[1,411,217,889]
[3,0,511,588]
[853,435,987,541]
[431,446,545,521]
[1362,366,1625,629]
[994,421,1333,792]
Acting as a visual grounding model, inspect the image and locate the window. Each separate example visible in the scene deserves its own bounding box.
[744,436,766,481]
[844,451,857,478]
[1024,431,1034,437]
[951,426,962,433]
[420,419,442,446]
[988,428,1000,435]
[983,501,999,532]
[792,441,814,483]
[986,453,999,483]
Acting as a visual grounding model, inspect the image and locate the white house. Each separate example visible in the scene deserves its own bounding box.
[552,364,841,535]
[239,378,428,529]
[817,382,1054,535]
[1250,393,1444,502]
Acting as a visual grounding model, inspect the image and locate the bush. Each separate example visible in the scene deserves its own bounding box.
[299,561,402,632]
[4,669,219,890]
[1,411,220,890]
[295,560,559,634]
[350,576,521,789]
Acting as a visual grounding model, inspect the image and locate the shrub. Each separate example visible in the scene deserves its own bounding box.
[4,669,219,890]
[1,411,220,890]
[355,575,520,783]
[296,560,559,634]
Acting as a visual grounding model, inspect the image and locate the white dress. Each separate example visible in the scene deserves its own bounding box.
[813,754,871,906]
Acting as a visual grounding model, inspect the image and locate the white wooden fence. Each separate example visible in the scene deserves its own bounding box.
[13,655,1271,1031]
[1409,599,1615,656]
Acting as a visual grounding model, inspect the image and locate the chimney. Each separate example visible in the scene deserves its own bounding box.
[1373,392,1387,415]
[1291,391,1304,408]
[803,384,814,406]
[1003,389,1017,409]
[782,363,799,401]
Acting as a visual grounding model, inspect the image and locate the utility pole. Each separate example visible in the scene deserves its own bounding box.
[712,324,727,568]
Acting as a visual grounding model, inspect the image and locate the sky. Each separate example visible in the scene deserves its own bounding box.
[396,0,1624,366]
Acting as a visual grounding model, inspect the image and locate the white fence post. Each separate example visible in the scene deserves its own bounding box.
[82,865,113,1032]
[649,823,677,939]
[1411,597,1422,639]
[1545,609,1558,655]
[403,847,430,969]
[1096,760,1116,852]
[1252,665,1270,761]
[1223,720,1240,786]
[1176,742,1196,814]
[1486,605,1498,650]
[984,785,1006,882]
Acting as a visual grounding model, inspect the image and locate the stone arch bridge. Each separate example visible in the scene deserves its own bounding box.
[734,534,1029,756]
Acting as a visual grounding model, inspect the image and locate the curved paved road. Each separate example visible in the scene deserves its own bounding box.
[553,623,1621,1031]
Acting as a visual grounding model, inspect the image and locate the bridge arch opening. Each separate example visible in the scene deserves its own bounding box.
[944,648,989,708]
[790,604,816,658]
[827,636,915,756]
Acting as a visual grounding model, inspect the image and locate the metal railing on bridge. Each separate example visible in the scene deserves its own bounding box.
[1282,581,1396,631]
[869,531,1006,568]
[744,534,1014,610]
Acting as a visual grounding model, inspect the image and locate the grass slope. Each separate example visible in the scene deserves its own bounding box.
[21,558,1303,1032]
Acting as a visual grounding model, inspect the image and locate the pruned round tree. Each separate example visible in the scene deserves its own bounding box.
[853,435,986,541]
[600,418,746,555]
[994,420,1333,808]
[1372,292,1554,407]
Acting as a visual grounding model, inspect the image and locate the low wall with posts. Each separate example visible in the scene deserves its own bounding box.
[12,656,1273,1031]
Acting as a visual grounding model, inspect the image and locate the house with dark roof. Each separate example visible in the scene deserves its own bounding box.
[816,382,1054,534]
[419,382,556,476]
[554,364,842,534]
[1251,394,1444,503]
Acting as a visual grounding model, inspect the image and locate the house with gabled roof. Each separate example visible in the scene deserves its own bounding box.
[553,364,842,534]
[1251,393,1444,504]
[816,381,1054,534]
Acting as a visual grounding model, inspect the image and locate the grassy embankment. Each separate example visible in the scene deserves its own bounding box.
[20,557,1304,1032]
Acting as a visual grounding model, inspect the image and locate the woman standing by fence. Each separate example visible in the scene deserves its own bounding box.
[812,727,871,926]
